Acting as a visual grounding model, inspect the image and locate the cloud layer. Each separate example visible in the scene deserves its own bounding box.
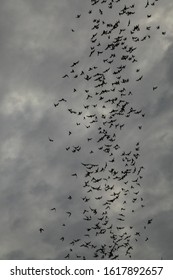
[0,0,173,259]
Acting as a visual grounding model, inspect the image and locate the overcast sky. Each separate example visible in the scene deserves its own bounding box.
[0,0,173,260]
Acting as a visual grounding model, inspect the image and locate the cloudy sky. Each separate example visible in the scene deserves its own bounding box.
[0,0,173,260]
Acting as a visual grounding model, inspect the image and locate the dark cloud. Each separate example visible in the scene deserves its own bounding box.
[0,0,172,260]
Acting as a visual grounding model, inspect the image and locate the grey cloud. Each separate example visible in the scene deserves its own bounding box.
[0,0,173,260]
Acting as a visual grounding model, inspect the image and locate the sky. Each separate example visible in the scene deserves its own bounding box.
[0,0,173,260]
